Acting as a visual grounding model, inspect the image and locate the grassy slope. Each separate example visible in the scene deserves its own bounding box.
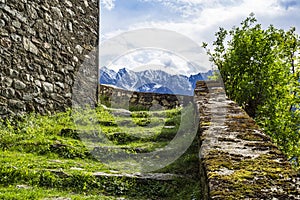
[0,105,200,199]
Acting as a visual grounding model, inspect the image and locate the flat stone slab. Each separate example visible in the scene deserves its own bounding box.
[92,172,185,181]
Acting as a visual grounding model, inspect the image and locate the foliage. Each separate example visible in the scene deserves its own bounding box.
[0,105,200,199]
[203,13,300,161]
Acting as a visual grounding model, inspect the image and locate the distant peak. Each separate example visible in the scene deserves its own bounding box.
[118,67,128,73]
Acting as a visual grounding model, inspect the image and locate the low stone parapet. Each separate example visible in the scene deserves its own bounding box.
[98,84,193,111]
[195,81,300,199]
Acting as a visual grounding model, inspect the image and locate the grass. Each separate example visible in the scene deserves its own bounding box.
[0,104,201,199]
[0,185,118,200]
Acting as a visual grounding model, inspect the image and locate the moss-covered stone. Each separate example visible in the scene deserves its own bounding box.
[196,81,300,199]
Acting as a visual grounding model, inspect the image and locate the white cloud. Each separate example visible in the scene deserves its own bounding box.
[101,0,116,11]
[139,0,244,18]
[108,49,199,75]
[119,0,299,44]
[101,0,300,73]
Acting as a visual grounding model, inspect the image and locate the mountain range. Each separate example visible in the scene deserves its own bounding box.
[99,67,213,96]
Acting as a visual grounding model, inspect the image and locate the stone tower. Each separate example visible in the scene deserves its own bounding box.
[0,0,99,117]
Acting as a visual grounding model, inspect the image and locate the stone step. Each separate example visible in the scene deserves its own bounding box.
[92,172,185,181]
[44,169,195,199]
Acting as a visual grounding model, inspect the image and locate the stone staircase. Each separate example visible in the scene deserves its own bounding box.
[68,103,202,199]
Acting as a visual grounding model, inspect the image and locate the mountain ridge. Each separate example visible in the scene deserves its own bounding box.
[100,67,213,96]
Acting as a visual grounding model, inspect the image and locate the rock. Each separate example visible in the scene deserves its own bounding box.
[70,167,84,171]
[0,19,5,27]
[73,56,78,62]
[92,172,183,181]
[9,99,24,109]
[23,37,39,55]
[164,126,175,129]
[43,42,51,49]
[51,7,63,18]
[0,106,9,115]
[0,29,9,36]
[16,185,31,189]
[24,74,32,82]
[39,75,46,81]
[44,12,52,22]
[13,79,26,90]
[77,6,85,14]
[64,93,72,98]
[31,37,41,45]
[2,88,15,98]
[27,27,36,36]
[23,94,33,101]
[12,20,21,28]
[83,0,89,7]
[11,34,22,42]
[55,81,64,88]
[4,77,13,87]
[53,20,62,32]
[42,82,53,93]
[65,65,74,71]
[9,69,19,78]
[50,93,64,103]
[65,8,75,16]
[34,80,41,87]
[0,37,11,48]
[64,0,72,7]
[27,5,38,19]
[75,45,83,54]
[1,12,10,23]
[34,97,47,105]
[161,99,170,107]
[3,5,16,16]
[16,12,27,23]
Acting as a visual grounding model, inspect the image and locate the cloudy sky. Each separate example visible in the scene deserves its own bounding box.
[100,0,300,75]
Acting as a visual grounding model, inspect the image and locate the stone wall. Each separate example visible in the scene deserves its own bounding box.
[99,84,193,111]
[195,81,300,199]
[0,0,98,117]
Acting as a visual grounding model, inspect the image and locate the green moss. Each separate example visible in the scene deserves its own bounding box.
[236,131,268,141]
[200,121,211,126]
[205,150,235,171]
[226,114,248,119]
[204,149,297,199]
[225,169,253,180]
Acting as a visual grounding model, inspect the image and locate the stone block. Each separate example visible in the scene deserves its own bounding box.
[23,37,39,55]
[13,79,26,90]
[8,99,24,110]
[42,82,54,93]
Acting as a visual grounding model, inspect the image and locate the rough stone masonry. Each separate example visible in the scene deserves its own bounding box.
[195,81,300,199]
[0,0,98,117]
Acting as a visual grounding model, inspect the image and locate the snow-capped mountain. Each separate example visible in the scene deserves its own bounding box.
[100,67,117,85]
[137,83,175,94]
[99,67,213,96]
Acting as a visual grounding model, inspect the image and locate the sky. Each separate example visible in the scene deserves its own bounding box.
[100,0,300,75]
